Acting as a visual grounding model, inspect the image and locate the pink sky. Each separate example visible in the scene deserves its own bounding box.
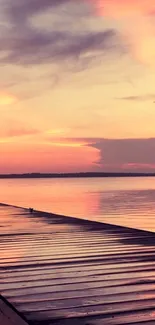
[0,0,155,173]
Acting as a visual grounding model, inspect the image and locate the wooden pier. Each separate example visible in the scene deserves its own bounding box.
[0,203,155,324]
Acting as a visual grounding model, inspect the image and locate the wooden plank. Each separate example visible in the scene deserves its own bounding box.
[25,299,155,321]
[3,278,155,299]
[2,264,155,284]
[2,249,155,266]
[44,311,155,325]
[1,204,155,325]
[1,259,155,276]
[2,244,153,257]
[13,290,155,313]
[0,297,28,325]
[8,283,155,304]
[1,270,155,291]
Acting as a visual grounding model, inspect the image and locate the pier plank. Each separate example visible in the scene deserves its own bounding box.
[1,204,155,324]
[0,296,28,325]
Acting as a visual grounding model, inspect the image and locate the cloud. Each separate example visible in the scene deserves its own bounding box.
[0,92,17,106]
[0,0,121,68]
[41,136,155,171]
[8,0,71,23]
[116,94,155,102]
[93,0,155,17]
[0,123,39,139]
[44,136,92,148]
[92,0,155,65]
[5,127,39,138]
[46,129,70,136]
[0,29,117,66]
[90,138,155,172]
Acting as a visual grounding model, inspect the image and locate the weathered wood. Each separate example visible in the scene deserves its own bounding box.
[13,290,155,313]
[1,204,155,324]
[0,297,28,325]
[25,299,155,320]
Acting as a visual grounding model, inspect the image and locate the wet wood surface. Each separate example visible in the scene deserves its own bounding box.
[0,203,155,324]
[0,295,28,325]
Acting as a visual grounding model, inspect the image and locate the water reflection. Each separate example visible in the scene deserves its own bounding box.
[0,177,155,232]
[96,189,155,231]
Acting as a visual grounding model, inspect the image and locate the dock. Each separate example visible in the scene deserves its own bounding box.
[0,203,155,324]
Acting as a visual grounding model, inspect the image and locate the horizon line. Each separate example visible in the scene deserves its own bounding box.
[0,172,155,178]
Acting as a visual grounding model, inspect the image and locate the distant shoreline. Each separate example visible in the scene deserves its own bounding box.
[0,172,155,179]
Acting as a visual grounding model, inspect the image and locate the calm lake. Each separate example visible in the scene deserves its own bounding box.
[0,177,155,232]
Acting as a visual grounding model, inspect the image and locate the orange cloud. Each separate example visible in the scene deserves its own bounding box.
[0,92,17,106]
[92,0,155,64]
[0,125,39,141]
[46,129,70,136]
[45,137,91,148]
[50,142,87,148]
[94,0,155,17]
[0,142,99,173]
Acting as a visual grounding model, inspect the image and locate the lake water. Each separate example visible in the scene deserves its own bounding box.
[0,177,155,232]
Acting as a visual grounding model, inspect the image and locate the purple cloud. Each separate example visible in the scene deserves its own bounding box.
[0,29,117,65]
[8,0,72,22]
[44,136,155,172]
[90,138,155,171]
[0,0,121,67]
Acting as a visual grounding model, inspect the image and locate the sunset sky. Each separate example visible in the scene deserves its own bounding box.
[1,0,155,173]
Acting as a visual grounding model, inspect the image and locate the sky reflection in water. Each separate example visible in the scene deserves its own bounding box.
[0,177,155,232]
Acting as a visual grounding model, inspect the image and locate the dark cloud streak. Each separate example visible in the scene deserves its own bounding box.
[116,94,155,102]
[0,29,117,65]
[8,0,72,23]
[0,0,121,68]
